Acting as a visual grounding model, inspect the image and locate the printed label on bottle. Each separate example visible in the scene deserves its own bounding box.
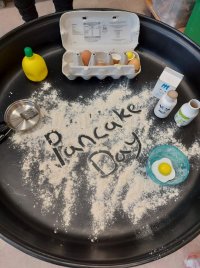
[158,104,170,114]
[175,109,191,126]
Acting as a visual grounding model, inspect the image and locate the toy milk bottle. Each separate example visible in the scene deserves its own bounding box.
[152,67,184,99]
[174,99,200,127]
[154,90,178,118]
[22,47,48,82]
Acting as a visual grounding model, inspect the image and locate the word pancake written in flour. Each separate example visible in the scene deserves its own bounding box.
[44,103,142,177]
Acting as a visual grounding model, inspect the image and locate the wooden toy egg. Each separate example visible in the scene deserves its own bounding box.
[111,53,121,64]
[95,63,107,66]
[128,58,141,72]
[81,50,92,66]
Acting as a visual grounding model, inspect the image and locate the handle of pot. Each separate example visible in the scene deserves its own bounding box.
[0,121,12,143]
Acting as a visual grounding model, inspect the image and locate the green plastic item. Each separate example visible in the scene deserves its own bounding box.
[184,0,200,46]
[24,47,33,57]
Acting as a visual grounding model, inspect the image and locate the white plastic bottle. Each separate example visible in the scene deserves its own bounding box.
[174,99,200,127]
[154,90,178,118]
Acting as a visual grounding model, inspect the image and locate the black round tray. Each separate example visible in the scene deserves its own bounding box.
[0,11,200,268]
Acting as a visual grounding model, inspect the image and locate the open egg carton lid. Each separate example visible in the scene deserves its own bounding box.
[60,10,140,53]
[59,10,141,80]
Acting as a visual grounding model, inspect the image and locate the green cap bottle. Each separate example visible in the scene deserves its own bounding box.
[22,46,48,81]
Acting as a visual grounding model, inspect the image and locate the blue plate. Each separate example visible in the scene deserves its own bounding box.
[146,144,190,186]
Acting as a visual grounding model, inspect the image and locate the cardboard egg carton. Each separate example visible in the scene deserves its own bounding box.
[60,10,141,80]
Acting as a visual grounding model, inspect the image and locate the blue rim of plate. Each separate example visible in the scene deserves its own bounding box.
[146,144,190,186]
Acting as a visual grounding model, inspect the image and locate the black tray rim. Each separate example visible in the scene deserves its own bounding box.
[0,10,200,268]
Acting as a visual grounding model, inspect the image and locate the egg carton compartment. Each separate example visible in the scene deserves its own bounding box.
[60,10,141,80]
[62,50,141,80]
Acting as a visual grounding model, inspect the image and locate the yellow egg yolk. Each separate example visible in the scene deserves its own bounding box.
[126,51,135,60]
[158,162,172,176]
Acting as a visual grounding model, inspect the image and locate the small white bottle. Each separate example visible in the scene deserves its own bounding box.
[174,99,200,127]
[154,90,178,118]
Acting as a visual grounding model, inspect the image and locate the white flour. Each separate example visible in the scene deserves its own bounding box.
[10,80,200,239]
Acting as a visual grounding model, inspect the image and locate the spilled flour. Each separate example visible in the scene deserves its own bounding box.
[10,80,200,239]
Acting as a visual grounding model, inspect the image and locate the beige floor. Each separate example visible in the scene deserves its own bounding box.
[0,1,200,268]
[0,0,149,37]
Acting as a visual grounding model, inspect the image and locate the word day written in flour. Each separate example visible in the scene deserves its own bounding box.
[44,104,142,177]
